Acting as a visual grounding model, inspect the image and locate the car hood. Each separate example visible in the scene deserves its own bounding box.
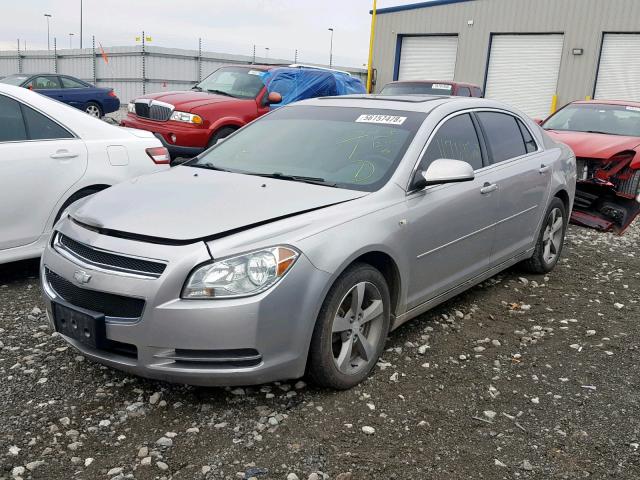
[70,167,367,244]
[137,91,238,111]
[546,130,640,159]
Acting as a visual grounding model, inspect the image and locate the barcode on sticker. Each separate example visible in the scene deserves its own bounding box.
[432,84,452,90]
[356,114,407,125]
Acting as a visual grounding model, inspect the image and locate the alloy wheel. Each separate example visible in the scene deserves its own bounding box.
[331,281,385,376]
[85,105,101,117]
[542,207,563,264]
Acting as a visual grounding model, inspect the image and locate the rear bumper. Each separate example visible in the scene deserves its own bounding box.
[120,114,210,158]
[101,97,120,114]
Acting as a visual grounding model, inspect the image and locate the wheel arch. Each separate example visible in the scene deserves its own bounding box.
[326,249,403,320]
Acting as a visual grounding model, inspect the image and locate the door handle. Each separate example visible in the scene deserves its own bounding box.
[539,164,551,174]
[480,182,498,194]
[50,150,78,160]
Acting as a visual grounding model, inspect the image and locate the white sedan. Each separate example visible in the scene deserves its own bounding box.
[0,83,170,265]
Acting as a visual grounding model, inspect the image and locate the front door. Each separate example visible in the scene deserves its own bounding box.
[404,113,499,309]
[0,94,87,250]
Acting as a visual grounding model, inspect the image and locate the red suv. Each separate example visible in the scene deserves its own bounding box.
[121,65,277,158]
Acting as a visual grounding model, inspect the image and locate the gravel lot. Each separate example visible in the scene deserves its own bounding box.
[1,223,639,480]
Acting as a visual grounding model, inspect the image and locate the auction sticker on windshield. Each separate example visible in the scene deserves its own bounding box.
[356,114,407,125]
[432,84,452,90]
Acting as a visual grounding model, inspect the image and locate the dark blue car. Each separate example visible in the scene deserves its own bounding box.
[0,73,120,117]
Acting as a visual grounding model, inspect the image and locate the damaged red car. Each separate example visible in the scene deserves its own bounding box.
[542,100,640,234]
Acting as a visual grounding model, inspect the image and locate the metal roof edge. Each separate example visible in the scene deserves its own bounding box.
[371,0,474,15]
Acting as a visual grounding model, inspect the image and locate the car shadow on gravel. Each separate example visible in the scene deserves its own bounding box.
[0,258,40,284]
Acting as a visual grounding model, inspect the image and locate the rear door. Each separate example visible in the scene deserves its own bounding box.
[404,112,498,308]
[0,94,88,250]
[59,76,92,109]
[474,111,552,264]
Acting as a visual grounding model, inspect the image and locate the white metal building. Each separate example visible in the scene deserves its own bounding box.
[371,0,640,118]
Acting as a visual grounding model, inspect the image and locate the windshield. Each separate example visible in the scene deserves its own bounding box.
[0,74,29,86]
[194,66,265,99]
[381,82,453,96]
[188,105,426,192]
[543,103,640,137]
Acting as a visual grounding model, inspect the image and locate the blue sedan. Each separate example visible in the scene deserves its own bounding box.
[0,73,120,117]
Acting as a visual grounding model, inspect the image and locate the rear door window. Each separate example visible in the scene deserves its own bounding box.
[419,113,484,172]
[516,118,538,153]
[60,76,87,88]
[457,87,471,97]
[0,94,27,141]
[471,87,483,97]
[476,112,527,164]
[21,105,73,140]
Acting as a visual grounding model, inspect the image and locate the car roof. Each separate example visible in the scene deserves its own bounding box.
[294,94,508,114]
[571,99,640,108]
[385,80,481,88]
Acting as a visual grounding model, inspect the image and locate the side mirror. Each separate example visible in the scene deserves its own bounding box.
[267,91,282,104]
[412,159,475,190]
[533,118,544,125]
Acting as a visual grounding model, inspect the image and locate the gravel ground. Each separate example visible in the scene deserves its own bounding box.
[1,224,639,480]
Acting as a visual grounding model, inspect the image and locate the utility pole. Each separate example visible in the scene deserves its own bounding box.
[80,0,83,49]
[265,47,270,60]
[69,33,74,49]
[44,14,52,50]
[328,28,334,68]
[252,44,256,64]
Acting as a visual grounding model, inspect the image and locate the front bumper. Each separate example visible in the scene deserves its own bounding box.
[120,114,208,159]
[40,219,329,386]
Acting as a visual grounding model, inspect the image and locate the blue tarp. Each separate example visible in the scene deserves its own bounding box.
[260,67,366,108]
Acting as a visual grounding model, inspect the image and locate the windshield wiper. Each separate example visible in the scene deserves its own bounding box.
[187,162,231,172]
[206,89,235,97]
[583,130,618,136]
[247,172,338,187]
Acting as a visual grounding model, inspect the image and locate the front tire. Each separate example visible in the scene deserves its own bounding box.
[522,197,567,273]
[308,263,391,389]
[207,127,236,148]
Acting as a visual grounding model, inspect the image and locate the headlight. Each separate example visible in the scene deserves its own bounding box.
[182,246,299,299]
[127,102,135,113]
[170,111,203,124]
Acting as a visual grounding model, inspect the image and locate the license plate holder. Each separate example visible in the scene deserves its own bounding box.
[53,302,107,349]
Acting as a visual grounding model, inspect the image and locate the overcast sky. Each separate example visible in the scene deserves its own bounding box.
[1,0,413,67]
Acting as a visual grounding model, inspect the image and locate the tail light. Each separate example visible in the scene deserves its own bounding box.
[146,147,170,164]
[108,90,118,98]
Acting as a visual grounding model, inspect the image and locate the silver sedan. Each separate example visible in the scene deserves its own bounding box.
[40,95,576,389]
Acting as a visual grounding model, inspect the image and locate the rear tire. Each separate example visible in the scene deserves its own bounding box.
[206,127,236,148]
[84,102,103,118]
[308,263,390,390]
[522,197,567,273]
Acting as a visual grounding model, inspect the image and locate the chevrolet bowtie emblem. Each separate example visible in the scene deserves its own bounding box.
[73,270,91,284]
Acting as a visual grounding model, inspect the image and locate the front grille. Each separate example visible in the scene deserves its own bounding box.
[134,101,172,121]
[46,268,145,318]
[55,233,166,278]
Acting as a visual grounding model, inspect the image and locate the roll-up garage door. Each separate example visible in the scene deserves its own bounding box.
[397,36,458,81]
[595,34,640,102]
[485,34,564,119]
